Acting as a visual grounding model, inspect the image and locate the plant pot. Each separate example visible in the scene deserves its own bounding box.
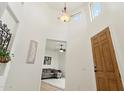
[0,56,11,63]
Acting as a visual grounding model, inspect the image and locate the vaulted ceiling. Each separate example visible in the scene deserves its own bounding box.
[46,2,87,13]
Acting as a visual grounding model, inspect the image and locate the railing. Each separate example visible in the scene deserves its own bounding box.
[0,20,12,51]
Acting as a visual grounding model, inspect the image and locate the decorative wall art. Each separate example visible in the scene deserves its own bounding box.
[26,40,38,64]
[43,56,52,65]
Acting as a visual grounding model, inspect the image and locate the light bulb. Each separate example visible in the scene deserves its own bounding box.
[60,13,70,22]
[59,49,64,52]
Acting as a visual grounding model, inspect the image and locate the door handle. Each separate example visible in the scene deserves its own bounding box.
[94,64,96,68]
[94,64,97,72]
[94,69,97,72]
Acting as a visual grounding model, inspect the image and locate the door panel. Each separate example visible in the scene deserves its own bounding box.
[94,45,103,71]
[101,41,114,72]
[97,77,108,90]
[108,78,118,90]
[91,27,123,91]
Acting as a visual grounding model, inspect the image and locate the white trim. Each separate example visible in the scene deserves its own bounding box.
[4,4,20,51]
[89,2,93,22]
[89,2,102,22]
[6,4,19,23]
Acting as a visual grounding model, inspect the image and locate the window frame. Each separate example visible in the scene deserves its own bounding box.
[89,2,101,22]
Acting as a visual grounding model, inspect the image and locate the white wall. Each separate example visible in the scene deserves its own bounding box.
[65,2,124,90]
[0,3,7,17]
[3,2,68,91]
[2,2,124,91]
[65,5,96,90]
[45,6,68,42]
[42,49,59,69]
[86,2,124,87]
[58,52,66,77]
[3,2,54,90]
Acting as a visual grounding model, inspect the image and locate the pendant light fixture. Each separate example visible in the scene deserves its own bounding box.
[59,44,66,52]
[58,3,70,22]
[58,3,81,22]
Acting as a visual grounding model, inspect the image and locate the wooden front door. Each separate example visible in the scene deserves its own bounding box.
[91,27,123,91]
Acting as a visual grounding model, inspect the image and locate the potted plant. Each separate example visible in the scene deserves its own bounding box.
[0,48,11,63]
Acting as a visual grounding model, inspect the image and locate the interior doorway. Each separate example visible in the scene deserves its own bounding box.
[40,39,67,91]
[91,27,123,91]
